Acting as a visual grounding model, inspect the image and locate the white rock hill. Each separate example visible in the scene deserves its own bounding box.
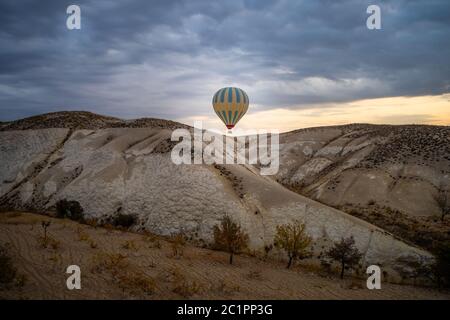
[0,112,439,280]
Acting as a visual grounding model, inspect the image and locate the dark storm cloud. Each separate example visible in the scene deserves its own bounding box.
[0,0,449,120]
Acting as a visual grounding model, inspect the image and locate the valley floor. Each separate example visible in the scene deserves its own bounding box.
[0,212,449,300]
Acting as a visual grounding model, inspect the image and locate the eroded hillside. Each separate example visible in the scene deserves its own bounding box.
[277,124,450,250]
[0,112,447,282]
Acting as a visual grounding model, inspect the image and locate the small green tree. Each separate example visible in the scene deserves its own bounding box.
[213,215,249,264]
[325,236,362,279]
[274,220,312,269]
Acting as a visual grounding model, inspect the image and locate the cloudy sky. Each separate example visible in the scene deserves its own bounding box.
[0,0,449,131]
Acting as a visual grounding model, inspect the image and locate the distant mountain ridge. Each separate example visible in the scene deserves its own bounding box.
[0,111,190,131]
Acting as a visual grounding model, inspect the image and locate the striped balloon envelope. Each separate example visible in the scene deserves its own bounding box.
[212,87,249,130]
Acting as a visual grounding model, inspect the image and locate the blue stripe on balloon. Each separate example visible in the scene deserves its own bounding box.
[235,88,240,103]
[222,110,227,122]
[232,110,239,124]
[220,88,226,103]
[228,110,232,123]
[228,87,233,103]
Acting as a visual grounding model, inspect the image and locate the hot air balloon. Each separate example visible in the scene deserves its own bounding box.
[212,87,249,132]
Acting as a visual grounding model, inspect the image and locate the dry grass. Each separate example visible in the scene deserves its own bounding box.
[121,240,138,251]
[37,235,60,250]
[215,278,240,295]
[116,271,156,296]
[1,212,450,300]
[169,233,186,258]
[245,270,263,281]
[91,252,129,274]
[75,227,90,242]
[91,251,155,296]
[88,239,98,249]
[168,267,202,298]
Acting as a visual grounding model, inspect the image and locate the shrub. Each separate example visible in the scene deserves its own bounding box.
[38,234,60,249]
[75,227,90,242]
[246,270,263,280]
[170,233,186,258]
[89,240,98,249]
[263,244,273,260]
[216,279,240,294]
[117,272,156,296]
[436,191,450,222]
[56,199,84,221]
[170,267,202,297]
[91,252,129,274]
[112,213,137,229]
[172,279,202,298]
[122,240,138,250]
[273,220,312,269]
[41,221,51,242]
[325,236,362,279]
[213,215,249,264]
[0,244,17,286]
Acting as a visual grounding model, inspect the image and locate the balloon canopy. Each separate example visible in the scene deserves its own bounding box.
[212,87,249,130]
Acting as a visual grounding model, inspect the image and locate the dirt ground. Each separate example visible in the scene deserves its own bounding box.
[0,211,449,300]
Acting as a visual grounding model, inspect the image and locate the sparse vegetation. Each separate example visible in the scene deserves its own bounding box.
[216,278,240,295]
[38,234,60,249]
[273,220,312,269]
[246,270,263,280]
[263,244,273,260]
[144,233,162,249]
[112,213,137,229]
[116,271,156,296]
[213,215,249,264]
[1,210,450,299]
[169,267,202,298]
[38,221,60,249]
[75,227,90,242]
[340,203,450,253]
[394,256,432,285]
[89,239,98,249]
[324,236,362,279]
[122,240,138,250]
[91,251,155,296]
[56,199,84,222]
[169,233,186,258]
[41,220,51,242]
[436,191,450,223]
[172,278,202,298]
[91,252,129,274]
